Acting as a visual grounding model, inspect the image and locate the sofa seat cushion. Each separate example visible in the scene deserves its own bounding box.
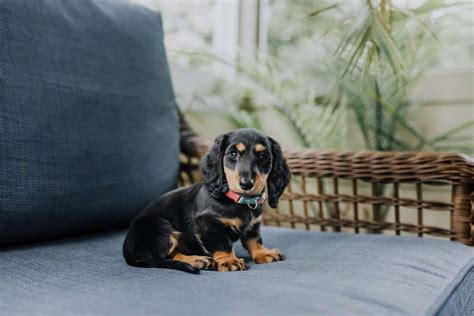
[1,227,472,315]
[0,0,179,245]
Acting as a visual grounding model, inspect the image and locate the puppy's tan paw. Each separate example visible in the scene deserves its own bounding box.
[213,251,248,272]
[191,256,215,270]
[253,248,285,264]
[172,254,215,270]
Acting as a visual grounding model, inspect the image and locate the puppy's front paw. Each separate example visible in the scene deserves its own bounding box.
[213,251,248,272]
[192,256,215,270]
[253,248,285,264]
[172,254,215,270]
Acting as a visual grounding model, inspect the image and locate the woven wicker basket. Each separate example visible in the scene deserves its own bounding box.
[178,112,474,246]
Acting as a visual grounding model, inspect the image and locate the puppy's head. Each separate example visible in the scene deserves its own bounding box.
[200,128,290,208]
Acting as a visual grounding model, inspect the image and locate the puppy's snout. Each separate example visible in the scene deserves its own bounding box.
[239,178,254,191]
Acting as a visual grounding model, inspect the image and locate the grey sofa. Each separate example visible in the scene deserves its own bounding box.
[1,1,472,315]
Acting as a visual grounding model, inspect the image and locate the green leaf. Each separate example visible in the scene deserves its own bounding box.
[306,3,341,18]
[341,24,372,77]
[394,8,440,44]
[371,15,406,84]
[428,120,474,145]
[334,7,371,56]
[409,0,468,15]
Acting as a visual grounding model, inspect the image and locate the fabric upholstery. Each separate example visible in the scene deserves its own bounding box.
[1,227,472,315]
[0,0,179,245]
[435,269,473,316]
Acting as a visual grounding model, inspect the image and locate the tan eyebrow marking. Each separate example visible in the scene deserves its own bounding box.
[255,144,266,152]
[235,143,246,152]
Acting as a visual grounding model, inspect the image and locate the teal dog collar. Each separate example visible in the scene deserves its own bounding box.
[222,185,266,209]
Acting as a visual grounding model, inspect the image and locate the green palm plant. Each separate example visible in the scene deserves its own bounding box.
[180,0,473,155]
[244,0,472,153]
[318,0,473,154]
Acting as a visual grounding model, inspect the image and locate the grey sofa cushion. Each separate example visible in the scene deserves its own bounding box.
[1,227,472,315]
[0,0,179,245]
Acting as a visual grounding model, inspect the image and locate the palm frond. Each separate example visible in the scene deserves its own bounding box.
[427,120,474,145]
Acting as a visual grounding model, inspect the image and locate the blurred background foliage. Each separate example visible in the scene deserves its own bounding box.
[173,0,473,155]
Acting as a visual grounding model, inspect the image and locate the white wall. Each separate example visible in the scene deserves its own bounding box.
[410,69,473,154]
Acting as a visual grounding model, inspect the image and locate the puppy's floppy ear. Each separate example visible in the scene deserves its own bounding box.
[200,133,229,198]
[267,137,290,208]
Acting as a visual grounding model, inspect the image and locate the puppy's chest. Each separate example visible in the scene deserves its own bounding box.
[218,209,262,237]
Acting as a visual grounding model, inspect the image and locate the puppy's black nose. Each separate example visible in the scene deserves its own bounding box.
[239,178,254,191]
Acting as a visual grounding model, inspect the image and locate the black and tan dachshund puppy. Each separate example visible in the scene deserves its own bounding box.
[123,128,291,274]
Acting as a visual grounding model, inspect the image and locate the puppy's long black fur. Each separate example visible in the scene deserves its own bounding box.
[123,128,290,274]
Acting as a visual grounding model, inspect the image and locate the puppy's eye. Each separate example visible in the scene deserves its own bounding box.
[258,153,269,163]
[228,150,239,159]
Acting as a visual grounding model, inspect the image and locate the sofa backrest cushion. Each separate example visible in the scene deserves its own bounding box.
[0,0,179,245]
